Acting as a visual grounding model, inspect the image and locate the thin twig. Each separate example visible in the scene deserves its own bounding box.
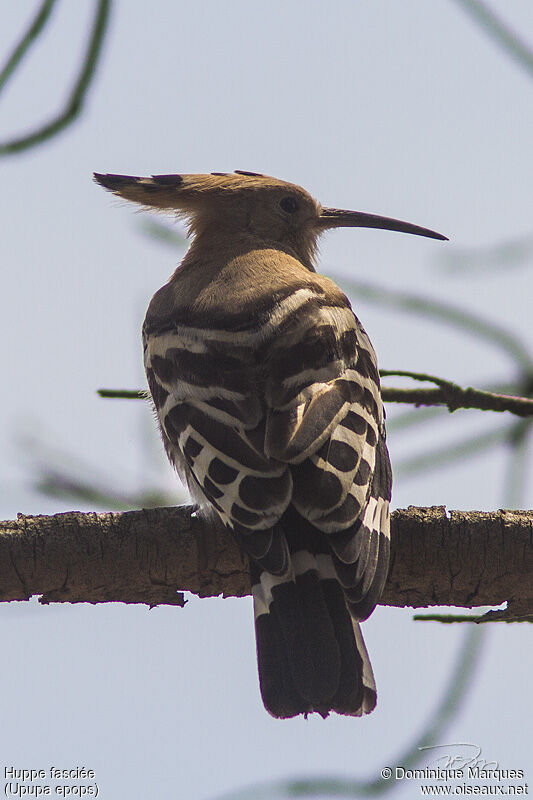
[453,0,533,78]
[414,612,533,624]
[380,370,533,416]
[387,380,527,431]
[98,388,148,400]
[97,378,533,417]
[0,0,111,155]
[0,0,58,93]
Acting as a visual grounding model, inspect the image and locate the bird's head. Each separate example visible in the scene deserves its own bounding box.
[94,170,446,269]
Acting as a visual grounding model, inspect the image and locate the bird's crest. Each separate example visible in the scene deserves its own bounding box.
[93,170,308,210]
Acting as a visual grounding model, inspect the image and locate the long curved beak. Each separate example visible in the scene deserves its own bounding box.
[318,208,448,241]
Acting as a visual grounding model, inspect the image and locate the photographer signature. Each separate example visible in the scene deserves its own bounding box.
[419,743,498,770]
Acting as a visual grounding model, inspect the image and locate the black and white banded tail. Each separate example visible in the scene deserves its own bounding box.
[252,506,382,717]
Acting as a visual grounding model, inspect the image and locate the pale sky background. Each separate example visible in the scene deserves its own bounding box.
[1,2,532,799]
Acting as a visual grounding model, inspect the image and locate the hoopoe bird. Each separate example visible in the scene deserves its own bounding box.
[95,170,446,718]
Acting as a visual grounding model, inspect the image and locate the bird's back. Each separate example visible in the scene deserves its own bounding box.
[143,241,391,717]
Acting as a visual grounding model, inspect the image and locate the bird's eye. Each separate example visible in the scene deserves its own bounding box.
[279,196,299,214]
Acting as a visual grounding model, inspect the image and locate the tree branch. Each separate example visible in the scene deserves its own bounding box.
[1,505,532,617]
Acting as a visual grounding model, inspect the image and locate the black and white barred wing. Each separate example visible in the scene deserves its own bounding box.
[143,290,390,620]
[263,301,392,621]
[143,322,293,573]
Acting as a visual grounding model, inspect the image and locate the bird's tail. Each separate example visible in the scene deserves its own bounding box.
[252,543,377,719]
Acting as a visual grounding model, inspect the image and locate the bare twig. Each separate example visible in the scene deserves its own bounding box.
[380,370,533,416]
[414,611,533,624]
[97,379,533,417]
[453,0,533,78]
[98,388,148,400]
[0,0,58,93]
[0,0,111,155]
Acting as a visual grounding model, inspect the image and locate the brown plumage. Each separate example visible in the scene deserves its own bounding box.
[95,170,446,718]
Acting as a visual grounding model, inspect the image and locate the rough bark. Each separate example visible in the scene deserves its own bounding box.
[1,505,532,615]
